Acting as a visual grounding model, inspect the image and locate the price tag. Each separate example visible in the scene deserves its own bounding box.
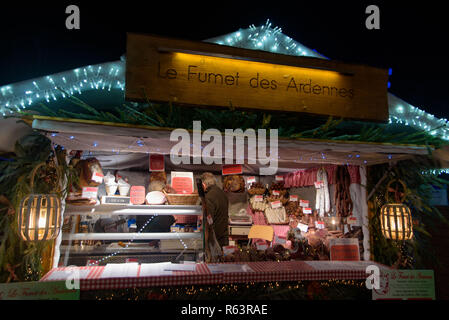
[246,176,256,184]
[299,200,309,207]
[271,200,282,209]
[207,214,214,225]
[256,243,268,251]
[303,207,312,214]
[254,195,264,202]
[275,175,284,182]
[315,221,325,229]
[274,235,286,244]
[91,172,104,184]
[314,181,324,188]
[297,222,309,233]
[347,216,358,225]
[82,187,98,199]
[289,195,298,202]
[223,246,238,256]
[272,190,280,196]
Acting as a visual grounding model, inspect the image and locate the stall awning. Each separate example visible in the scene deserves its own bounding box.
[31,116,432,172]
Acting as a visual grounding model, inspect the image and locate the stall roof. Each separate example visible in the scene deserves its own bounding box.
[31,116,431,172]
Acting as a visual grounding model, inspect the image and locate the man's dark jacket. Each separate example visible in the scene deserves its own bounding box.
[204,185,229,247]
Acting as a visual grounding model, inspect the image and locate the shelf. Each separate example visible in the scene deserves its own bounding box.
[64,204,202,216]
[62,232,202,241]
[59,244,198,254]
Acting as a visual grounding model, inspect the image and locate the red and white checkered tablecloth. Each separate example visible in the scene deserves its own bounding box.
[40,261,387,291]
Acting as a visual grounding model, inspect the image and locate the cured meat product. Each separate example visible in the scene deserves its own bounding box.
[264,207,287,224]
[223,175,245,193]
[334,166,353,217]
[249,195,268,212]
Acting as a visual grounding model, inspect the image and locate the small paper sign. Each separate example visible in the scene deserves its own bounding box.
[149,154,165,172]
[303,207,312,214]
[248,225,274,242]
[271,200,282,209]
[207,214,214,225]
[347,216,358,225]
[289,195,298,202]
[246,176,256,184]
[329,238,360,261]
[275,175,284,182]
[315,221,325,229]
[171,171,194,194]
[272,190,280,196]
[256,243,268,251]
[299,200,309,207]
[222,164,243,176]
[130,186,146,205]
[92,172,104,184]
[223,246,238,256]
[254,195,263,202]
[274,235,286,244]
[314,181,324,188]
[125,258,138,263]
[297,222,309,233]
[82,187,98,199]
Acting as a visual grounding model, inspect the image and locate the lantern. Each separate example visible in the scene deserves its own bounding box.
[380,179,413,241]
[17,163,62,241]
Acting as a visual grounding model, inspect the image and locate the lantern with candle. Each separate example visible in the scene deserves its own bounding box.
[380,179,413,241]
[17,162,62,241]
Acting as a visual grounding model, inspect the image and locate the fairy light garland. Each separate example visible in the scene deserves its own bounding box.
[1,21,447,141]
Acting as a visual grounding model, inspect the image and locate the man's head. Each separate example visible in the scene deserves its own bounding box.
[200,172,216,191]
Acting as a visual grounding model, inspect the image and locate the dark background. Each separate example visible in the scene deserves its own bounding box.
[1,1,447,118]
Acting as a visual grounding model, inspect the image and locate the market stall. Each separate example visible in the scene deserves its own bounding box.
[27,116,431,292]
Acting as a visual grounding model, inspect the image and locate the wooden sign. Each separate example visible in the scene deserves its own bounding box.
[126,33,389,122]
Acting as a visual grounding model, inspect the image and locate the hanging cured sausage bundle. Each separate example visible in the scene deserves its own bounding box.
[334,165,353,217]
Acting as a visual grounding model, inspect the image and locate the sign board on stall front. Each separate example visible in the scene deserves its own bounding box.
[372,270,435,300]
[329,238,360,261]
[0,281,79,300]
[126,33,389,122]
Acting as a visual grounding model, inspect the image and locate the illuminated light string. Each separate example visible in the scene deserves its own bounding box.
[1,22,448,141]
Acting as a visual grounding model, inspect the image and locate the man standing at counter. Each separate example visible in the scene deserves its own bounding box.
[201,172,229,247]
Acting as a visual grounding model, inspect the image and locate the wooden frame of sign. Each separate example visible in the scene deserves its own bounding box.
[126,33,389,122]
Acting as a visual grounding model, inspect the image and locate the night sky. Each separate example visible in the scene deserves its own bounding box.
[1,1,447,119]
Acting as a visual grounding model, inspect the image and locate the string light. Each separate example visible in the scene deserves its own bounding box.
[1,22,447,141]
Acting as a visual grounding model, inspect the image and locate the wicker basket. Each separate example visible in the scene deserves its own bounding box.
[162,191,199,205]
